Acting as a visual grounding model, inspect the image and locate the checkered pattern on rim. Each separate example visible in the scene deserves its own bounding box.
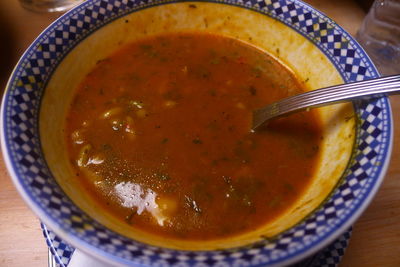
[42,223,352,267]
[3,0,390,266]
[42,223,75,267]
[259,0,375,82]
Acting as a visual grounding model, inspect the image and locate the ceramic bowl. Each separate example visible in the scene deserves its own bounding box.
[1,0,392,266]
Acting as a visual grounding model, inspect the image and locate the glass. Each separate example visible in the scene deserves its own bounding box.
[19,0,85,13]
[356,0,400,75]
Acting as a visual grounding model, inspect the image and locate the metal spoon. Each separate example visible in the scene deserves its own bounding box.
[252,74,400,130]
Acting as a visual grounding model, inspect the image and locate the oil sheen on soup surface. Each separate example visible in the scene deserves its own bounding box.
[66,33,323,240]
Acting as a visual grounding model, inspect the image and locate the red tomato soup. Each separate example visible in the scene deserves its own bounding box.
[65,33,323,240]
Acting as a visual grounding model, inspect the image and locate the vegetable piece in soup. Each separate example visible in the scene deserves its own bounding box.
[65,33,323,240]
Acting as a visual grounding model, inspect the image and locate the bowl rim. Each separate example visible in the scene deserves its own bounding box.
[1,0,393,266]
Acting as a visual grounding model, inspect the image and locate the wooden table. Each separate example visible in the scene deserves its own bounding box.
[0,0,398,266]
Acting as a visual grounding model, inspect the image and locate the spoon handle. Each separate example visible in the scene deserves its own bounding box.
[252,74,400,130]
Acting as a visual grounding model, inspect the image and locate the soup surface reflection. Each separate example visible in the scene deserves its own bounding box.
[65,33,323,240]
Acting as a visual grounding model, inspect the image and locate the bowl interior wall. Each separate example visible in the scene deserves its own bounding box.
[39,2,355,250]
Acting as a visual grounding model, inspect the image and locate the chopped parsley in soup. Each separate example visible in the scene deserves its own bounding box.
[65,33,323,240]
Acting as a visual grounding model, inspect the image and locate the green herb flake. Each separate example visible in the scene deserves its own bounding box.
[209,89,217,96]
[252,65,264,78]
[125,210,136,225]
[140,44,158,58]
[249,86,257,96]
[211,58,220,65]
[192,138,203,144]
[101,144,112,151]
[204,18,208,28]
[344,115,354,122]
[268,195,282,208]
[140,44,152,50]
[284,183,294,192]
[312,145,319,152]
[161,138,169,144]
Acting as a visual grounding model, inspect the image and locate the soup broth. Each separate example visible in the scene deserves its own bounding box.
[65,33,323,240]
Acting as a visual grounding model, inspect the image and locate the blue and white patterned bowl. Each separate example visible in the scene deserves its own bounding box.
[40,223,353,267]
[1,0,392,266]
